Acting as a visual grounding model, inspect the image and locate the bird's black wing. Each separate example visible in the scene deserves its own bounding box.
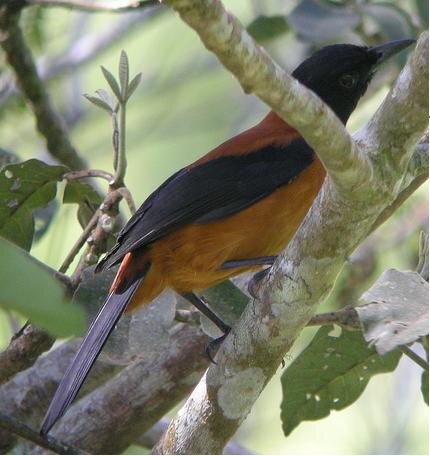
[97,138,314,270]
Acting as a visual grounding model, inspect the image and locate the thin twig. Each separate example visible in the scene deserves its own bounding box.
[400,345,429,370]
[58,210,99,274]
[307,307,361,330]
[64,169,114,182]
[0,411,86,455]
[116,187,136,214]
[113,102,127,187]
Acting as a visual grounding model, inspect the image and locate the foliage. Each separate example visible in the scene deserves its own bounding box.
[0,159,66,251]
[357,269,429,355]
[280,326,402,437]
[0,1,427,453]
[0,238,85,337]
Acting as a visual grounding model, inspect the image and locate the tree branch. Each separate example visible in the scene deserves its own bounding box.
[137,418,253,454]
[0,326,54,388]
[153,1,428,452]
[0,339,123,452]
[26,324,210,454]
[160,0,370,196]
[307,307,360,330]
[24,0,158,11]
[0,6,86,170]
[0,411,86,455]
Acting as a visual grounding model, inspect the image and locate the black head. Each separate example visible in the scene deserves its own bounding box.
[292,39,415,124]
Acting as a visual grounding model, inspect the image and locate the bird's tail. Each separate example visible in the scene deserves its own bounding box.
[40,261,148,436]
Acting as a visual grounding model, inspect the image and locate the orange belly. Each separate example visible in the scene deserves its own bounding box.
[128,158,325,310]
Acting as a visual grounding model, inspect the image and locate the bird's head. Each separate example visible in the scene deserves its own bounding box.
[292,39,415,124]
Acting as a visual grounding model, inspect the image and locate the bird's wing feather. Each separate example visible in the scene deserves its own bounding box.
[98,138,314,270]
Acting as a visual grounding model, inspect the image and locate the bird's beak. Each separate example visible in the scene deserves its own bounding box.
[369,39,416,66]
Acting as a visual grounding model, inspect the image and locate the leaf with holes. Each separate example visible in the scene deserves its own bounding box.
[0,238,85,337]
[0,159,66,250]
[281,326,401,437]
[356,269,429,355]
[247,15,289,42]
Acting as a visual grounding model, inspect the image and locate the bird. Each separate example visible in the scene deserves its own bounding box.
[40,38,414,435]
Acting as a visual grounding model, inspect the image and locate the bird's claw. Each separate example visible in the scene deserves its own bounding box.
[205,327,231,364]
[247,267,271,299]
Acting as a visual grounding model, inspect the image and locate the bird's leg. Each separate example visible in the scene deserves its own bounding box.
[247,267,272,299]
[220,256,276,270]
[181,292,231,363]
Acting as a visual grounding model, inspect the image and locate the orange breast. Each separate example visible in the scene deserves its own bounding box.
[128,158,325,310]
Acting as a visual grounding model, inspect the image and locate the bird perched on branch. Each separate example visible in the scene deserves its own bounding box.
[41,38,414,435]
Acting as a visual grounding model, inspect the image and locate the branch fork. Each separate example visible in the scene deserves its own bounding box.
[154,1,428,453]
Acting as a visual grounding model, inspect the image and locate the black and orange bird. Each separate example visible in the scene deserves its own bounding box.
[41,39,414,434]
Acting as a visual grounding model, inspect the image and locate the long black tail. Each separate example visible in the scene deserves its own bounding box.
[40,276,143,436]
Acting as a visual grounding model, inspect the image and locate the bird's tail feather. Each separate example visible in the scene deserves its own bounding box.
[40,274,144,436]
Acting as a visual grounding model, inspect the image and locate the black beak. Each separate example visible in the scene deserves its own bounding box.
[370,39,416,66]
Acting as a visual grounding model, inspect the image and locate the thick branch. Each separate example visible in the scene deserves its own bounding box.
[0,6,86,170]
[25,0,158,11]
[28,324,209,454]
[161,0,369,195]
[0,326,54,387]
[137,419,253,454]
[154,3,428,452]
[0,411,85,455]
[0,340,122,452]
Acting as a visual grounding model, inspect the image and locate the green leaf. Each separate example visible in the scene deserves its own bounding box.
[288,0,360,42]
[96,89,117,112]
[421,369,429,405]
[0,159,66,250]
[84,94,113,114]
[281,326,402,437]
[63,181,102,228]
[0,238,85,337]
[33,200,58,242]
[101,66,122,102]
[119,50,130,101]
[126,73,142,101]
[247,15,289,42]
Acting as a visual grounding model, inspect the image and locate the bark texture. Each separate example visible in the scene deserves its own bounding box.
[153,1,428,453]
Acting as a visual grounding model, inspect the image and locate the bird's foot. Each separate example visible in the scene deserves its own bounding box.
[205,327,231,364]
[247,267,271,299]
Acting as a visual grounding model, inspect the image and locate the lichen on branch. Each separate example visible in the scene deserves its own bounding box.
[154,1,428,453]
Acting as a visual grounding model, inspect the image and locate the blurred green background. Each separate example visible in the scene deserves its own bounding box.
[0,0,428,453]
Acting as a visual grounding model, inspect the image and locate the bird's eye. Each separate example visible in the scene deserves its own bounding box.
[339,73,359,89]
